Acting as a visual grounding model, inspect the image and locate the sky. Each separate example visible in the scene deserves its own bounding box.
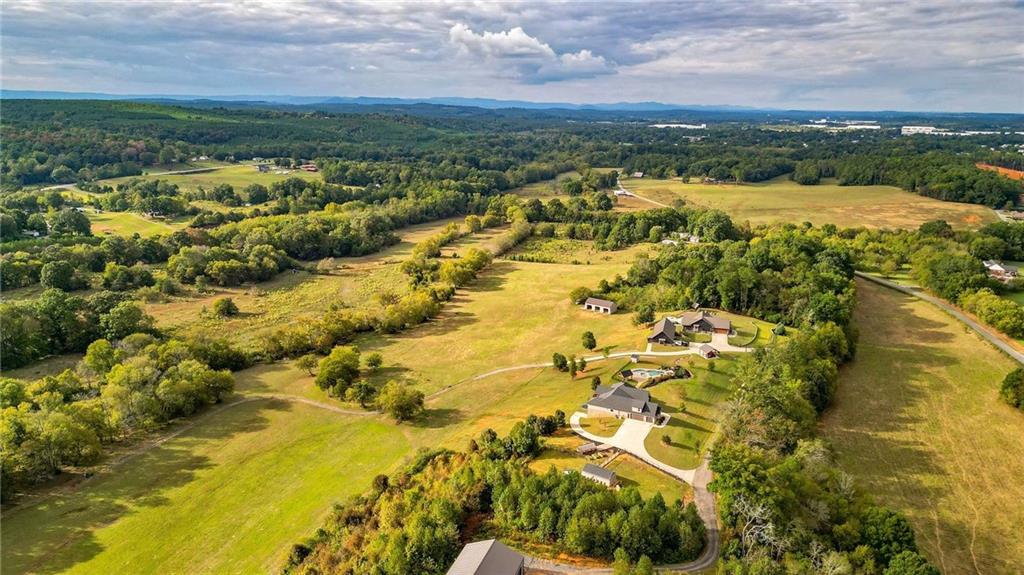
[1,0,1022,112]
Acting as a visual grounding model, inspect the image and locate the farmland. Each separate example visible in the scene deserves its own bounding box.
[822,280,1023,574]
[621,176,999,229]
[6,234,748,574]
[98,163,322,194]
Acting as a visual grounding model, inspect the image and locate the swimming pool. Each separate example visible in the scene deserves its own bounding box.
[627,368,673,380]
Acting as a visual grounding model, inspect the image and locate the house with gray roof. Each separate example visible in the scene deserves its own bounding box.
[984,260,1019,281]
[581,463,619,487]
[698,343,719,359]
[583,382,662,423]
[583,297,617,314]
[446,539,524,575]
[677,310,731,334]
[648,317,683,345]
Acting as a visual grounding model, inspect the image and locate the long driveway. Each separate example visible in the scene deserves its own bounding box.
[527,413,719,573]
[855,272,1024,365]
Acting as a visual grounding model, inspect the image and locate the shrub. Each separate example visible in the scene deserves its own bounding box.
[212,297,239,317]
[1000,368,1024,409]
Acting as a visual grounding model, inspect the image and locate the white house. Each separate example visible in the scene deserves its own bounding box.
[984,260,1019,280]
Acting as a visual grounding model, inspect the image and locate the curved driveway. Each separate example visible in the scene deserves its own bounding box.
[535,412,720,573]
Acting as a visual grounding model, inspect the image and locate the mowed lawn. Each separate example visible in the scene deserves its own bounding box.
[100,163,321,193]
[822,280,1024,575]
[621,176,998,230]
[1,399,409,575]
[87,210,189,237]
[643,357,739,469]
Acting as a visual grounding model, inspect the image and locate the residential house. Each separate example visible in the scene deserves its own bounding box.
[446,539,524,575]
[256,164,271,173]
[299,163,318,172]
[648,318,684,346]
[583,382,662,423]
[676,310,731,334]
[581,463,619,487]
[984,260,1019,281]
[698,344,719,359]
[583,297,617,314]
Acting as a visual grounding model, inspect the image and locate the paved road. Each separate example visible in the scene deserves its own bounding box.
[533,413,720,573]
[855,272,1024,365]
[525,422,719,574]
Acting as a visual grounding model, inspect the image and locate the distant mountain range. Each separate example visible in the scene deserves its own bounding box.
[3,90,1021,124]
[0,89,764,112]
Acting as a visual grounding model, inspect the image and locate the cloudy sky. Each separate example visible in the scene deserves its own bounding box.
[2,0,1022,112]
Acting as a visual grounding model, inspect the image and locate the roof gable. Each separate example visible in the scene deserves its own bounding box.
[447,539,524,575]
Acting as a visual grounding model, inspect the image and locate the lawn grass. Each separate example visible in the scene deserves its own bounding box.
[87,210,189,237]
[643,357,739,469]
[821,279,1023,575]
[527,433,691,502]
[505,236,634,265]
[621,176,998,230]
[99,163,321,194]
[0,399,410,575]
[579,416,625,437]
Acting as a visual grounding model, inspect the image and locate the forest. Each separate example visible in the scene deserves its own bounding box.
[4,99,1023,208]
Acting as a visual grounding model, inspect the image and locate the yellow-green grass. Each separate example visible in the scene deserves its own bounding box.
[508,168,619,200]
[578,416,625,437]
[527,433,691,502]
[605,455,691,501]
[0,353,83,380]
[643,357,739,469]
[4,238,744,574]
[621,176,998,230]
[358,249,655,396]
[822,279,1023,575]
[146,218,461,351]
[505,236,636,265]
[0,400,410,575]
[99,164,321,194]
[87,210,189,237]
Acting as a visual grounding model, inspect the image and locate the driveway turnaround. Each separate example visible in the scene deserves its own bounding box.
[570,412,696,485]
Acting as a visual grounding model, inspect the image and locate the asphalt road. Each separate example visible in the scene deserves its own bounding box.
[855,271,1024,365]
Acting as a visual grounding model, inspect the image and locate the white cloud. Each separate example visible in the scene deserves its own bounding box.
[448,23,614,83]
[449,23,555,59]
[0,0,1019,111]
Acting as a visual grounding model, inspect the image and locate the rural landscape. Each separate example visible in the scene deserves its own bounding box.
[1,2,1022,575]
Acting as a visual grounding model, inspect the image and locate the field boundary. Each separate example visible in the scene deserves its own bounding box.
[854,271,1024,364]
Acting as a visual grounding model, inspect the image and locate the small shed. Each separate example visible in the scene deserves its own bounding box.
[581,463,618,487]
[698,344,719,359]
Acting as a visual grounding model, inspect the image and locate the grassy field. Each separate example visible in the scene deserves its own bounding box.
[822,280,1023,575]
[579,416,625,437]
[99,163,321,194]
[528,432,690,502]
[145,217,462,351]
[642,357,739,469]
[621,176,998,230]
[507,168,620,200]
[87,210,190,237]
[4,234,748,574]
[505,236,637,265]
